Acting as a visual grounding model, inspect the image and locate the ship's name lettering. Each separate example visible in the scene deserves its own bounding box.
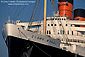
[32,35,56,45]
[32,35,44,40]
[47,40,56,45]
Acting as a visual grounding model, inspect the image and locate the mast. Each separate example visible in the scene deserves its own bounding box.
[8,6,10,23]
[43,0,47,35]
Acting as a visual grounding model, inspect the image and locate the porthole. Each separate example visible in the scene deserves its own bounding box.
[51,24,53,26]
[48,24,50,26]
[55,19,57,20]
[59,24,61,26]
[64,19,65,20]
[54,24,56,26]
[66,24,68,26]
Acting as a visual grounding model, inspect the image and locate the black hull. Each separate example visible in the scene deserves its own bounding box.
[6,36,31,57]
[6,36,83,57]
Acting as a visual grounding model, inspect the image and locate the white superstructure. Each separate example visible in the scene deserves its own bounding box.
[16,16,85,56]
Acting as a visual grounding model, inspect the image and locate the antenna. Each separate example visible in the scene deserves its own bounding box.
[8,16,10,23]
[8,6,10,23]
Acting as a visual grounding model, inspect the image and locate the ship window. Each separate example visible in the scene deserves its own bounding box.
[58,18,59,20]
[49,31,51,34]
[64,18,65,20]
[78,40,79,43]
[63,47,66,50]
[73,39,77,42]
[54,24,56,26]
[66,24,68,26]
[55,18,57,20]
[63,30,64,34]
[22,26,24,29]
[68,30,69,35]
[48,24,50,26]
[47,30,48,34]
[62,18,63,20]
[75,25,79,27]
[65,14,66,16]
[59,24,61,26]
[50,18,54,20]
[58,30,60,34]
[51,24,53,26]
[71,24,72,26]
[58,32,59,34]
[68,39,72,42]
[72,31,73,35]
[60,18,61,20]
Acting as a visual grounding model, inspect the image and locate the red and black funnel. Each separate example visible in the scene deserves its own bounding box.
[74,9,85,18]
[74,9,85,27]
[58,0,73,19]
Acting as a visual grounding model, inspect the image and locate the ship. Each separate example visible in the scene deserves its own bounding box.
[2,0,85,57]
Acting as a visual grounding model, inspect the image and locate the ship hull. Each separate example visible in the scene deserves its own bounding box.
[6,36,83,57]
[6,36,32,57]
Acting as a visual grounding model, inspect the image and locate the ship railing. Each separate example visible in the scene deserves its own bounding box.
[6,20,16,24]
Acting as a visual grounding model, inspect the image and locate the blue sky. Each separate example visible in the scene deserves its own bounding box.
[0,0,85,57]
